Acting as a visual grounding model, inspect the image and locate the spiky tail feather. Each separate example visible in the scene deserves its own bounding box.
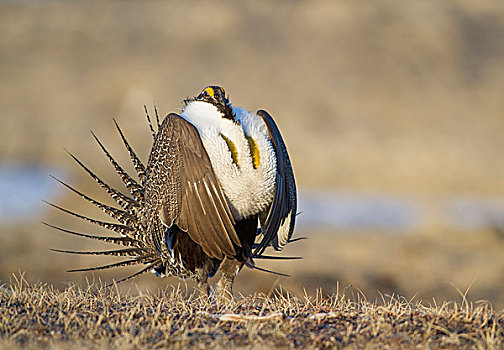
[90,130,144,203]
[253,255,303,260]
[144,105,157,140]
[64,149,138,211]
[49,175,136,226]
[50,247,147,257]
[43,222,142,247]
[104,261,160,288]
[113,119,147,186]
[47,119,163,285]
[245,261,291,277]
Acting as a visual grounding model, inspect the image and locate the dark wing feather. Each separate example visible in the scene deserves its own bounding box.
[254,110,297,255]
[144,113,240,260]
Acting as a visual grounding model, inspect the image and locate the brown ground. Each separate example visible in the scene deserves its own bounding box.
[1,277,503,349]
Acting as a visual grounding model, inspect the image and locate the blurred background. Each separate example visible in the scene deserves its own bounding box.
[2,0,504,306]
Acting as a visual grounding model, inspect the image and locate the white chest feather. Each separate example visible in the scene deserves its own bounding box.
[181,101,276,220]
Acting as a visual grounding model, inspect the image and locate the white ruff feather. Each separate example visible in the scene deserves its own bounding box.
[181,101,276,220]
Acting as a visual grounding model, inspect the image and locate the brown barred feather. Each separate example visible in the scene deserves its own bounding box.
[50,247,147,257]
[143,105,157,140]
[104,261,160,288]
[43,222,142,247]
[50,175,135,225]
[65,149,139,211]
[113,119,147,186]
[90,131,145,203]
[154,104,161,129]
[68,255,158,273]
[43,201,134,236]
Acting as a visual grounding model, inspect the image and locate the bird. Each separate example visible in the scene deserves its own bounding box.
[46,85,298,299]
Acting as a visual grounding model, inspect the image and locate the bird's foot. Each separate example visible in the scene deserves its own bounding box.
[216,277,234,304]
[196,281,211,303]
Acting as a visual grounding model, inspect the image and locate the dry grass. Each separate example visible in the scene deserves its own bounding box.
[1,274,503,349]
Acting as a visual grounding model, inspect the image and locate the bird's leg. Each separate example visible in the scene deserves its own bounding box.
[197,280,210,299]
[216,257,243,303]
[195,269,210,301]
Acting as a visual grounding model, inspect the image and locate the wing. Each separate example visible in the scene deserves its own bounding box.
[254,109,297,255]
[145,113,241,260]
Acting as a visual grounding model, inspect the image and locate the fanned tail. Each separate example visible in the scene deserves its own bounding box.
[46,118,163,285]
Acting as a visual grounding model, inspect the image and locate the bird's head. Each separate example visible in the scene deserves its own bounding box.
[196,86,228,105]
[193,85,236,121]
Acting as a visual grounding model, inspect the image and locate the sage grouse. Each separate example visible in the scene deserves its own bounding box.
[46,85,298,298]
